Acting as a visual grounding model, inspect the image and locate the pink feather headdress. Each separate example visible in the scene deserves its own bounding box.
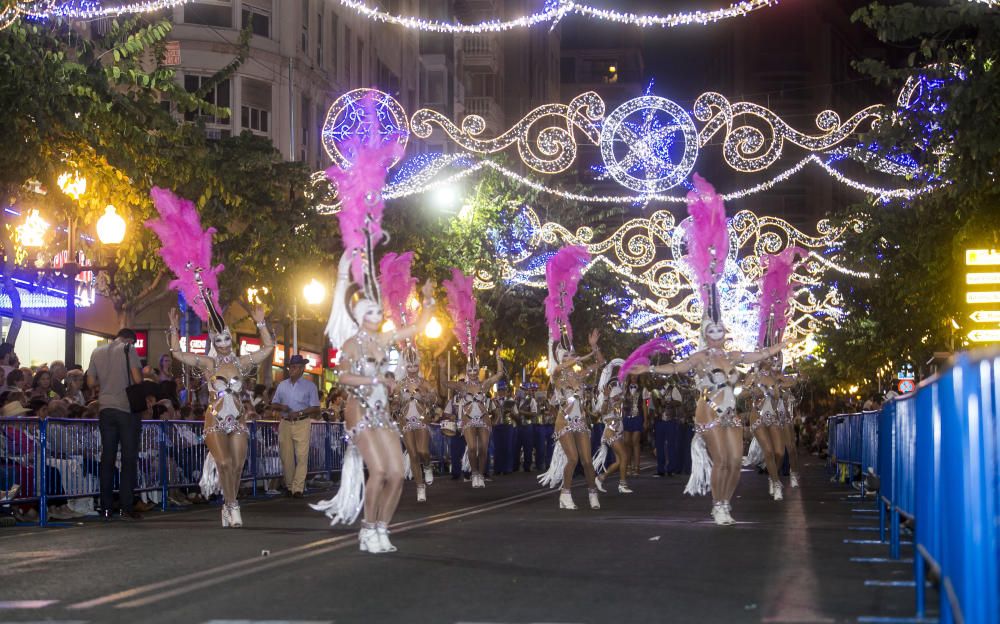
[324,94,405,286]
[618,337,674,384]
[379,251,417,329]
[442,269,480,359]
[544,245,590,345]
[684,174,729,318]
[757,246,806,347]
[145,187,224,322]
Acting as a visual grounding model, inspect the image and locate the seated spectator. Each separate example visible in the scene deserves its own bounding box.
[64,370,87,405]
[49,360,68,398]
[1,368,24,395]
[16,367,32,394]
[31,370,58,401]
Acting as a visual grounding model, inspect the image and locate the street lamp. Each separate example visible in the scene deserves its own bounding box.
[424,316,442,339]
[22,173,126,366]
[293,278,327,355]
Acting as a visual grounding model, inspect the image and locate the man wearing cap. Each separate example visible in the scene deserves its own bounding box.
[87,328,143,521]
[271,354,320,497]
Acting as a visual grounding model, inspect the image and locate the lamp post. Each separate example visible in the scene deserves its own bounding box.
[294,278,326,355]
[18,174,126,367]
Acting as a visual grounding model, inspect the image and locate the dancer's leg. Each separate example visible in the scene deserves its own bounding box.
[559,434,580,487]
[463,428,478,474]
[373,428,405,523]
[475,428,491,476]
[402,430,424,485]
[573,432,597,489]
[205,432,236,504]
[414,428,431,468]
[722,427,744,501]
[225,431,249,499]
[353,431,387,522]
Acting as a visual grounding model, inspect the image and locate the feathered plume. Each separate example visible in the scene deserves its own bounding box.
[684,174,729,301]
[618,337,674,384]
[146,187,223,321]
[442,269,480,358]
[379,251,417,329]
[757,246,806,347]
[324,93,405,285]
[544,245,590,344]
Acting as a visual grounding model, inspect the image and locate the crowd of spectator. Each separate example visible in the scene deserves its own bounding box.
[0,339,352,523]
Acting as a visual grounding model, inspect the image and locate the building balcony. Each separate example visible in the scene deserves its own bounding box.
[460,34,500,70]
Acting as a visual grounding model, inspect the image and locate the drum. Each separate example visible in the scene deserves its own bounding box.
[440,420,458,437]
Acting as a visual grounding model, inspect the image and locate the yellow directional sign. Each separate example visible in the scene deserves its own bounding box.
[966,249,1000,266]
[969,310,1000,324]
[967,291,1000,304]
[966,272,1000,285]
[968,328,1000,343]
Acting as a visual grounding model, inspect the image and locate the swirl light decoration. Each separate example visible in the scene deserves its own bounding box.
[316,77,941,212]
[474,203,863,361]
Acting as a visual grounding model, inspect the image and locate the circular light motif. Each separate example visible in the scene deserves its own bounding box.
[321,88,409,169]
[599,95,699,193]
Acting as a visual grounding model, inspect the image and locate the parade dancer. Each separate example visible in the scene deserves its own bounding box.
[620,377,646,477]
[393,351,438,502]
[148,187,275,529]
[310,103,437,554]
[625,176,792,525]
[753,246,805,498]
[780,369,803,488]
[592,359,633,494]
[380,252,437,503]
[440,269,504,489]
[537,246,605,510]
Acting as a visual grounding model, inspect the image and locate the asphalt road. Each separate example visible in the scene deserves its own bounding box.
[0,457,929,624]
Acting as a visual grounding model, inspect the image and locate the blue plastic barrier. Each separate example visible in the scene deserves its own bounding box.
[0,418,461,526]
[0,418,351,524]
[833,350,1000,624]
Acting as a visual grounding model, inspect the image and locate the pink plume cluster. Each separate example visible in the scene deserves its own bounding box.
[757,246,806,347]
[618,337,674,384]
[544,245,590,343]
[324,94,405,284]
[684,174,729,300]
[379,251,417,329]
[145,187,223,321]
[442,269,480,358]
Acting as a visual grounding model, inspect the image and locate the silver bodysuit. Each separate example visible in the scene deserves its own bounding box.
[554,389,590,439]
[345,355,398,441]
[398,383,428,433]
[693,349,742,434]
[205,376,249,435]
[751,375,782,430]
[462,391,491,430]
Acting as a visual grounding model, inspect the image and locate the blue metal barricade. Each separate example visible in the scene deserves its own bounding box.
[831,349,1000,624]
[0,417,349,527]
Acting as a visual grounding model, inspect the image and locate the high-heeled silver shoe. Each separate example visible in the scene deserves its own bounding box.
[221,504,232,528]
[423,466,434,485]
[558,489,577,510]
[375,521,397,553]
[594,476,606,493]
[588,488,600,510]
[359,521,383,553]
[228,502,243,527]
[416,484,427,502]
[618,482,633,494]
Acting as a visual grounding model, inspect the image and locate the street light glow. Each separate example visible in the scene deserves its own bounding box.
[96,205,126,245]
[57,172,87,200]
[424,316,443,339]
[432,184,460,211]
[16,209,49,248]
[302,278,326,305]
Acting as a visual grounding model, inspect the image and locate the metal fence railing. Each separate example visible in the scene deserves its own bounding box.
[2,417,455,526]
[826,349,1000,624]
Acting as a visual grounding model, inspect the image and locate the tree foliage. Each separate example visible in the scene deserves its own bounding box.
[810,2,1000,395]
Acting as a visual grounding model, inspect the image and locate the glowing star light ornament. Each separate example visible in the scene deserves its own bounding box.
[315,79,946,213]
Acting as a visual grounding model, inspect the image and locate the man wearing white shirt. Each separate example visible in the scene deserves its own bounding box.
[271,355,320,497]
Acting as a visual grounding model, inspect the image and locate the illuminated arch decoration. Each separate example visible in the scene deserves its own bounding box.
[473,203,864,361]
[315,77,943,213]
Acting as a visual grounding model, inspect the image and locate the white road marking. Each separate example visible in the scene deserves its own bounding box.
[0,600,59,609]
